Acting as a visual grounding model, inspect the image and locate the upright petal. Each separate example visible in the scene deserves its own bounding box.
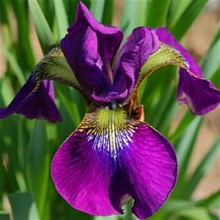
[0,76,62,122]
[51,106,177,219]
[61,2,123,101]
[113,27,160,104]
[155,27,220,114]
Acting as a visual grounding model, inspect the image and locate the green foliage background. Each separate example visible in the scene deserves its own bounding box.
[0,0,219,219]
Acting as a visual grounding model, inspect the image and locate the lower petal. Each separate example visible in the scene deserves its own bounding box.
[51,106,177,219]
[121,123,177,219]
[51,129,120,216]
[178,69,220,114]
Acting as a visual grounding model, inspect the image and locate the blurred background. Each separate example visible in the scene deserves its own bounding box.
[0,0,219,219]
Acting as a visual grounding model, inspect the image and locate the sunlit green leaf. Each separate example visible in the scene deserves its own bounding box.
[146,0,170,27]
[0,212,10,220]
[184,138,220,199]
[170,0,208,40]
[54,0,68,40]
[9,192,39,220]
[28,0,54,51]
[26,120,49,219]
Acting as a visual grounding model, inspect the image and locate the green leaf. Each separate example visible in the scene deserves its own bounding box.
[172,117,203,198]
[10,0,35,69]
[209,25,220,49]
[169,111,195,143]
[28,0,54,52]
[56,84,81,126]
[0,47,25,85]
[26,120,49,219]
[163,199,195,212]
[102,0,114,25]
[0,0,10,26]
[90,0,105,22]
[9,192,39,220]
[170,0,208,40]
[120,0,147,39]
[54,0,68,40]
[0,212,10,220]
[95,216,120,220]
[175,117,202,169]
[146,0,170,27]
[183,138,220,199]
[201,39,220,78]
[167,0,192,28]
[211,67,220,89]
[196,190,220,208]
[176,207,213,220]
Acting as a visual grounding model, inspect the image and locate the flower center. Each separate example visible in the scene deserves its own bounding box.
[78,107,136,159]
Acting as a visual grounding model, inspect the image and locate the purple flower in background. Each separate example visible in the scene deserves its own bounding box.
[1,2,220,219]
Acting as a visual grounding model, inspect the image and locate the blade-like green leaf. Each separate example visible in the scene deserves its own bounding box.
[0,0,10,26]
[10,0,35,69]
[175,117,202,169]
[146,0,170,27]
[167,0,192,28]
[28,0,54,52]
[196,190,220,208]
[201,40,220,78]
[176,207,213,220]
[90,0,105,22]
[169,111,195,143]
[0,47,25,85]
[0,212,10,220]
[170,0,208,40]
[102,0,114,25]
[9,192,39,220]
[120,0,147,39]
[172,117,203,198]
[56,84,81,126]
[211,67,220,89]
[54,0,68,40]
[183,138,220,199]
[163,199,195,212]
[26,120,49,219]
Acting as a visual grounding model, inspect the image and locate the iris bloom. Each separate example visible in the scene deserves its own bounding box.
[1,2,220,219]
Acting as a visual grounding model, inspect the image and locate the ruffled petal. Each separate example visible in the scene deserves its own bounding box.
[178,70,220,114]
[120,123,177,219]
[51,106,177,219]
[155,27,220,114]
[0,77,62,122]
[113,27,160,103]
[51,129,120,216]
[61,2,123,102]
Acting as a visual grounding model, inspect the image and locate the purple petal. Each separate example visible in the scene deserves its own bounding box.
[178,70,220,114]
[0,76,62,122]
[155,27,202,77]
[51,130,120,216]
[155,27,220,114]
[112,123,177,219]
[113,27,160,103]
[51,107,177,219]
[61,2,123,102]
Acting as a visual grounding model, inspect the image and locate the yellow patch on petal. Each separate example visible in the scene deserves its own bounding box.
[78,106,136,159]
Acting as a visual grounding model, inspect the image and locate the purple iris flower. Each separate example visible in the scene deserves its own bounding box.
[1,2,220,219]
